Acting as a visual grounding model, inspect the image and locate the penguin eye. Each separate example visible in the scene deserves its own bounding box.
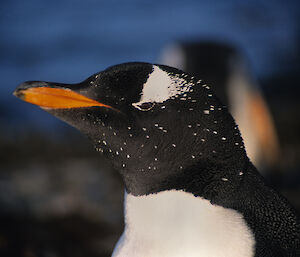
[132,102,155,111]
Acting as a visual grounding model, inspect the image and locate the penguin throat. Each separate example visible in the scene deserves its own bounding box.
[121,158,248,203]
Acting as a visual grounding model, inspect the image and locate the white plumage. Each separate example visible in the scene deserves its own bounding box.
[113,190,255,257]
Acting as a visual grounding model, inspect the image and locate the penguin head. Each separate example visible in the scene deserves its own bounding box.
[14,62,248,196]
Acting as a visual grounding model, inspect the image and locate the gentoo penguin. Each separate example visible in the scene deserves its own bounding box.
[14,62,300,257]
[160,41,280,171]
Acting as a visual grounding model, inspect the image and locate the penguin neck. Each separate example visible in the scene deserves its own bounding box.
[122,156,250,205]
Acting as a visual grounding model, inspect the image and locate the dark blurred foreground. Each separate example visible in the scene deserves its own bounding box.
[0,130,124,257]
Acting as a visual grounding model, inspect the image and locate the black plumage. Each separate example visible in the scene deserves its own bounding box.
[14,62,300,256]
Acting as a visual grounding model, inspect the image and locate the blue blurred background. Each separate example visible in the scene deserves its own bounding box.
[1,0,300,256]
[2,0,300,128]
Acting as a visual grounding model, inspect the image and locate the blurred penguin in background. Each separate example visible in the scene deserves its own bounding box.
[160,41,280,174]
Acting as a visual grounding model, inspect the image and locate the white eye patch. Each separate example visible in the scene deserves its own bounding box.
[132,65,193,110]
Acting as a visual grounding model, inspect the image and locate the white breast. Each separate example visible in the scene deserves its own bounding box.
[112,190,255,257]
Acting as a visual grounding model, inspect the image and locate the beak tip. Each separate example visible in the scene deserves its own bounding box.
[14,81,31,99]
[14,81,46,100]
[13,89,25,100]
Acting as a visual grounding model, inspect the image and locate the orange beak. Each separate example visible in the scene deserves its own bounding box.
[14,86,114,110]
